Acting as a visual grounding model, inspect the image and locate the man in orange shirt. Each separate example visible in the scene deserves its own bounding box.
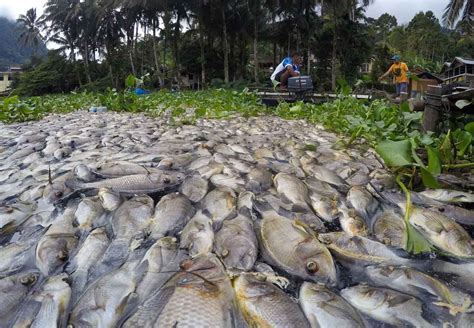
[378,55,409,96]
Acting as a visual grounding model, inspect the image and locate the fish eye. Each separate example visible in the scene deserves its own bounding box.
[306,261,319,273]
[54,191,63,197]
[221,249,229,258]
[163,177,171,184]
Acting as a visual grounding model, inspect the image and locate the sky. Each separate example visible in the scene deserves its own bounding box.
[0,0,447,24]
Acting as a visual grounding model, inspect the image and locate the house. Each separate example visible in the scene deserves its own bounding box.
[409,68,443,98]
[0,65,22,93]
[440,57,474,87]
[359,58,375,74]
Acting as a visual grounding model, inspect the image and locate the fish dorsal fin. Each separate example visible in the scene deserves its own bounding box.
[387,294,412,308]
[292,220,318,238]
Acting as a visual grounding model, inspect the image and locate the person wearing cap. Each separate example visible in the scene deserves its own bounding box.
[270,52,302,89]
[378,55,409,97]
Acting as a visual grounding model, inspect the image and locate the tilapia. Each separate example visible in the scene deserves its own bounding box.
[256,206,337,283]
[246,167,273,193]
[318,232,411,268]
[134,237,188,302]
[180,210,214,257]
[150,192,194,239]
[214,214,258,270]
[93,195,154,274]
[302,163,348,191]
[73,196,106,230]
[66,227,109,300]
[339,206,369,237]
[274,173,311,212]
[69,261,140,328]
[234,272,311,328]
[346,185,378,221]
[420,189,474,203]
[299,282,365,328]
[408,207,473,258]
[98,187,122,211]
[29,274,71,328]
[0,270,40,325]
[372,209,407,249]
[123,255,238,327]
[365,264,472,315]
[180,175,208,202]
[35,207,78,275]
[200,188,236,228]
[0,201,36,235]
[210,173,245,192]
[341,284,436,327]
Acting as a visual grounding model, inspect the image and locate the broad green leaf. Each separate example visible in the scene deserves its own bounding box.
[290,104,302,112]
[125,74,136,89]
[375,140,414,167]
[453,130,472,157]
[426,146,441,175]
[400,102,410,112]
[406,223,434,254]
[409,138,424,167]
[465,122,474,135]
[420,167,441,189]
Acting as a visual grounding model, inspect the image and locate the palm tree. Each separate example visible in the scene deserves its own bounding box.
[17,8,45,54]
[443,0,473,28]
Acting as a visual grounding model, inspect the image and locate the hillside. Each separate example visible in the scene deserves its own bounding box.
[0,17,47,69]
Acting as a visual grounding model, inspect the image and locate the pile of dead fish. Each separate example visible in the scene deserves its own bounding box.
[1,111,474,327]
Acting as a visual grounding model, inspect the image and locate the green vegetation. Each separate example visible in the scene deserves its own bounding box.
[8,1,472,95]
[2,89,472,190]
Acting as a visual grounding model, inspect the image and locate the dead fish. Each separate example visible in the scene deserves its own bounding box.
[65,172,185,194]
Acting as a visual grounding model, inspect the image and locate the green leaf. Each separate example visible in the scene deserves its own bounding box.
[400,102,410,112]
[125,74,136,89]
[406,223,434,254]
[376,139,414,167]
[409,137,424,167]
[426,146,441,175]
[290,104,303,112]
[438,130,453,165]
[453,130,472,157]
[465,122,474,135]
[420,167,441,188]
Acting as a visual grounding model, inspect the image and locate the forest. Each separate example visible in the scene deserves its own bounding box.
[9,0,474,96]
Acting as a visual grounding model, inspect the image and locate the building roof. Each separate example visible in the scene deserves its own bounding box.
[441,57,474,72]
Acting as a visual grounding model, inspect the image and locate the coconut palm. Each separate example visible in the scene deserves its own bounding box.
[17,8,45,53]
[443,0,473,28]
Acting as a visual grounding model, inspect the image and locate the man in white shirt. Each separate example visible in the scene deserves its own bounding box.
[270,52,302,88]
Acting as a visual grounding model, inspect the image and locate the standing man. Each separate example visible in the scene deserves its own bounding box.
[271,52,302,88]
[378,55,409,97]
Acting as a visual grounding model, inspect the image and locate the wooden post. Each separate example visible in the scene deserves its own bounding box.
[408,99,425,111]
[422,106,439,132]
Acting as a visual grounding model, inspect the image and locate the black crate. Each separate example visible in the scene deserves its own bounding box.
[287,76,313,91]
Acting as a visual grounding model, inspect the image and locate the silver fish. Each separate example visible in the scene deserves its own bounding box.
[300,282,365,328]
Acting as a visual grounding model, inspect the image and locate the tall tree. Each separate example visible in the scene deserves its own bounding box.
[17,8,45,54]
[443,0,473,28]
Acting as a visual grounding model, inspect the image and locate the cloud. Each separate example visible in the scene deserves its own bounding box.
[365,0,447,24]
[0,5,14,19]
[0,1,46,20]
